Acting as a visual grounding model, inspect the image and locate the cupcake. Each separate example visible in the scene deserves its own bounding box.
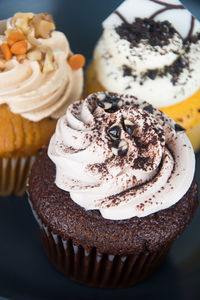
[28,92,198,288]
[0,12,84,196]
[86,0,200,152]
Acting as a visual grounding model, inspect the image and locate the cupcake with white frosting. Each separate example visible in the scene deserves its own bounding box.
[86,0,200,152]
[28,92,198,288]
[0,12,84,196]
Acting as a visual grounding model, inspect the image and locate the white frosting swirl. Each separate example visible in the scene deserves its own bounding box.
[93,0,200,107]
[48,92,195,220]
[0,18,83,122]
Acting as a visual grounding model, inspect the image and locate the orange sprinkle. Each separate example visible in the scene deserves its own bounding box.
[1,43,12,61]
[10,40,28,55]
[68,54,85,70]
[7,31,25,46]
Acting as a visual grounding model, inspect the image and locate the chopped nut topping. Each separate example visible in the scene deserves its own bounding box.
[27,48,42,61]
[0,12,57,72]
[13,12,34,35]
[31,13,55,39]
[16,54,26,63]
[42,50,54,73]
[4,28,13,38]
[26,28,40,47]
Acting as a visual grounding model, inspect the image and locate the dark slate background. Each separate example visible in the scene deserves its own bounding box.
[0,1,199,300]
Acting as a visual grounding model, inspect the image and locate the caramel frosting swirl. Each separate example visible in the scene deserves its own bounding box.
[0,16,83,122]
[48,92,195,220]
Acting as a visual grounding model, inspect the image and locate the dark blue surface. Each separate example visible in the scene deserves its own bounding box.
[0,1,199,299]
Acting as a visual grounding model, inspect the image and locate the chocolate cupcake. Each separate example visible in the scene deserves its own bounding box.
[28,92,198,288]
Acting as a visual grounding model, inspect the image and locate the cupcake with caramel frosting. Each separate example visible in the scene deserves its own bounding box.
[0,12,85,196]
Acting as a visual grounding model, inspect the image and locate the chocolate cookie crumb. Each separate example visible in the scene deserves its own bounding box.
[175,123,186,132]
[115,18,177,48]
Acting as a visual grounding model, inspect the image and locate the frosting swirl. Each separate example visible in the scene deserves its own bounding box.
[93,0,200,107]
[0,15,83,122]
[48,92,195,220]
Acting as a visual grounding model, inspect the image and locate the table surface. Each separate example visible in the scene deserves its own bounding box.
[0,0,200,299]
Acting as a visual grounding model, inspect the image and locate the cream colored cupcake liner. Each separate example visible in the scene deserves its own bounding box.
[28,198,173,288]
[0,156,36,196]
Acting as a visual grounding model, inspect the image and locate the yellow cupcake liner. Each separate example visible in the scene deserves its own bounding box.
[0,155,36,196]
[187,123,200,153]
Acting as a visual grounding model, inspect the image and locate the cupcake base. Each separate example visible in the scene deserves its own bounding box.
[0,156,35,196]
[28,149,198,289]
[29,198,172,288]
[40,227,172,288]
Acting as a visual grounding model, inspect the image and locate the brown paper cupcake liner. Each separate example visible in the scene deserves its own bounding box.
[0,156,36,196]
[29,198,173,288]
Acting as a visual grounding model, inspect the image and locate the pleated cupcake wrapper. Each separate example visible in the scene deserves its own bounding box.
[0,156,36,196]
[29,198,173,288]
